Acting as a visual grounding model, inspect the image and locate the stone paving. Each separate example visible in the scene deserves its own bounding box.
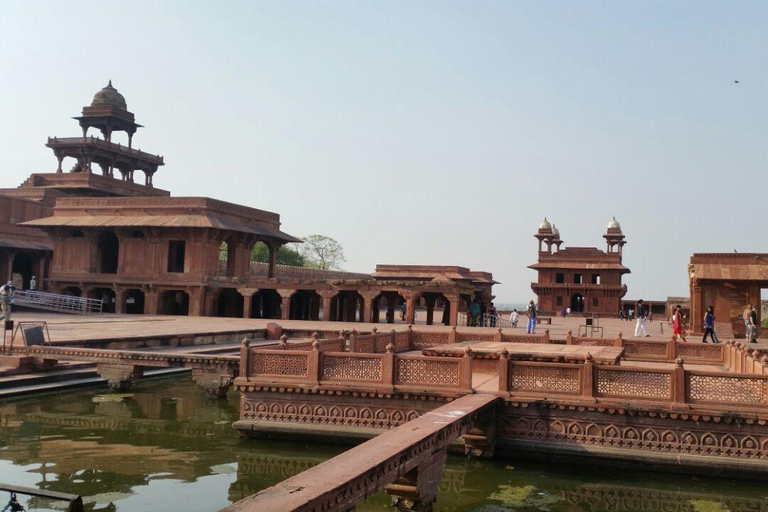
[5,310,761,345]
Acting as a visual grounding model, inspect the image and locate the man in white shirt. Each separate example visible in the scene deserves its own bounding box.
[509,309,519,328]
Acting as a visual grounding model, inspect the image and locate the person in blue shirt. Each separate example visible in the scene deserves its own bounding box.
[702,305,720,344]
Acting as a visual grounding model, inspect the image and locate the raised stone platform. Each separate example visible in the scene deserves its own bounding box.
[423,341,624,365]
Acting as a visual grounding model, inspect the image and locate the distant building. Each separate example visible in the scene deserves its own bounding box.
[529,218,629,316]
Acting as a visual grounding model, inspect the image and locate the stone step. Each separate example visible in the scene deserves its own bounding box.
[0,367,189,399]
[0,363,98,390]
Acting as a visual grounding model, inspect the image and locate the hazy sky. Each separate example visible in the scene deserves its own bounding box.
[1,1,766,304]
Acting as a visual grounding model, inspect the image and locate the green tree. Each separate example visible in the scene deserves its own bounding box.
[300,235,345,270]
[251,242,306,266]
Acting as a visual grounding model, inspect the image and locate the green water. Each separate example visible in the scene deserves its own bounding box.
[1,377,767,512]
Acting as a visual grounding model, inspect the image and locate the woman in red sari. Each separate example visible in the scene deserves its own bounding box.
[672,304,687,342]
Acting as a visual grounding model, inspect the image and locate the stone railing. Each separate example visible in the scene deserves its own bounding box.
[498,353,768,408]
[724,340,768,374]
[567,331,724,364]
[47,136,163,163]
[240,342,473,394]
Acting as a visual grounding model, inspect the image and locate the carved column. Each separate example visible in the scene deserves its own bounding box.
[277,289,295,320]
[424,295,436,326]
[188,287,206,317]
[319,290,336,322]
[402,291,422,326]
[144,288,159,315]
[266,241,279,278]
[360,291,378,324]
[96,363,144,391]
[238,288,258,319]
[445,295,460,327]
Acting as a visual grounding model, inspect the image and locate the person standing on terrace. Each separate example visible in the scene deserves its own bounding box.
[672,305,687,342]
[634,299,649,337]
[526,300,537,334]
[702,306,720,343]
[469,300,481,327]
[510,309,519,328]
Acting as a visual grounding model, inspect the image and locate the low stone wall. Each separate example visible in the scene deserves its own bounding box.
[46,329,267,350]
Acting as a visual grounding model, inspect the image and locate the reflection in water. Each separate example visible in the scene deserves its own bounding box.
[1,377,767,512]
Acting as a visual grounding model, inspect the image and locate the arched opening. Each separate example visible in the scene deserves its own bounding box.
[11,252,34,290]
[88,288,116,313]
[290,290,321,321]
[251,289,281,319]
[160,290,190,316]
[571,293,585,313]
[124,289,145,314]
[61,286,82,297]
[219,238,237,277]
[216,289,243,317]
[372,292,406,324]
[328,291,364,322]
[97,231,119,274]
[421,292,449,326]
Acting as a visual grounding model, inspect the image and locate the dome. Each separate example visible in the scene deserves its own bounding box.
[607,216,621,230]
[538,217,552,232]
[91,80,127,110]
[551,224,560,238]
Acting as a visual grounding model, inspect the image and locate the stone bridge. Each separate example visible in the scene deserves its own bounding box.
[221,393,499,512]
[24,345,241,397]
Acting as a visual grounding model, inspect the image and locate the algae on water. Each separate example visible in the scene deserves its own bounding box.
[488,485,562,510]
[689,500,729,512]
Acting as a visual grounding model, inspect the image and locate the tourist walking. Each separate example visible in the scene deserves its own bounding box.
[487,302,498,327]
[510,309,519,328]
[744,305,753,342]
[566,307,571,317]
[634,299,649,337]
[672,305,687,342]
[749,305,759,343]
[29,275,37,291]
[469,300,481,327]
[526,300,537,334]
[701,306,720,343]
[0,281,15,321]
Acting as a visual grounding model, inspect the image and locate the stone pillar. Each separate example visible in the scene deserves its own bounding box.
[204,290,217,317]
[386,294,397,324]
[188,287,206,317]
[402,292,421,326]
[238,288,258,319]
[360,291,377,324]
[144,288,159,315]
[445,295,460,327]
[267,242,278,278]
[319,290,336,322]
[96,363,144,391]
[424,296,436,326]
[192,367,235,398]
[277,289,295,320]
[114,287,125,314]
[5,251,16,283]
[385,449,447,512]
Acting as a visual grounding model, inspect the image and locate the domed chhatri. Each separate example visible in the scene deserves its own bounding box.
[91,80,127,110]
[538,217,552,232]
[607,216,621,231]
[551,224,560,238]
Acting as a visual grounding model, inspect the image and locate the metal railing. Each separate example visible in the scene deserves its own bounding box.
[458,312,516,328]
[13,290,103,314]
[1,484,83,512]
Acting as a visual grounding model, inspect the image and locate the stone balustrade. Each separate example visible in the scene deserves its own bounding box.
[498,353,768,408]
[239,341,473,395]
